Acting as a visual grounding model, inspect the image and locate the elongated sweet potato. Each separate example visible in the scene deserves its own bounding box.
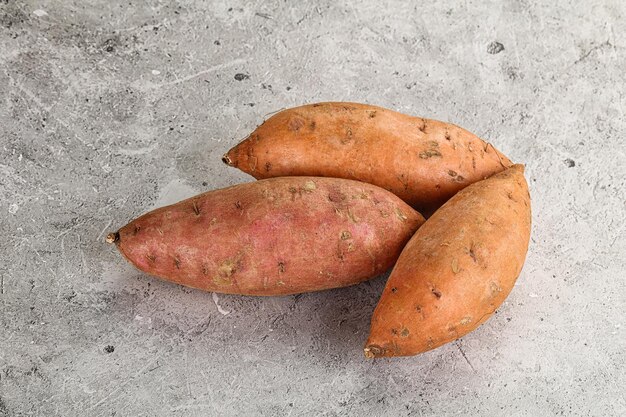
[364,165,531,358]
[107,177,425,296]
[223,102,512,213]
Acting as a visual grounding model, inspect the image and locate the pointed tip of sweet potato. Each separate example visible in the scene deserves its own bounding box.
[105,232,119,244]
[222,153,234,166]
[363,345,383,359]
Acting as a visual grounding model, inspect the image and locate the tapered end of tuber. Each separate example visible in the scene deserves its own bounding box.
[364,345,383,359]
[106,232,119,244]
[222,153,233,166]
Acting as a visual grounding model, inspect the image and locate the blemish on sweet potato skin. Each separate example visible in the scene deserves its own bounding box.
[288,117,305,131]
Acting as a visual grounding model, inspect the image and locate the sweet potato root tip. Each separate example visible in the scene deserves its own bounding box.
[106,232,119,244]
[364,345,383,359]
[222,154,233,166]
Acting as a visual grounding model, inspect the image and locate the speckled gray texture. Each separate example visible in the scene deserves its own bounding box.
[1,1,624,416]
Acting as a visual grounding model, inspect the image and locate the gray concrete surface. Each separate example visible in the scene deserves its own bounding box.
[1,1,624,416]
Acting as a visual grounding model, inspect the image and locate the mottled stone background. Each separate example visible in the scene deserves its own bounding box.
[0,1,624,416]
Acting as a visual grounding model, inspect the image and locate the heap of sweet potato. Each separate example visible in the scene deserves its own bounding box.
[107,102,531,358]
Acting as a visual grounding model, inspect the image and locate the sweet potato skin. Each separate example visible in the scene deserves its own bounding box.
[224,102,512,213]
[364,165,531,358]
[109,177,425,296]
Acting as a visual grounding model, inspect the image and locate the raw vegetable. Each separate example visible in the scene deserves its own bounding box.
[364,165,531,358]
[107,177,425,296]
[223,102,512,213]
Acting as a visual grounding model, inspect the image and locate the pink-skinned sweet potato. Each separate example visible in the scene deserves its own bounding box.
[107,177,425,296]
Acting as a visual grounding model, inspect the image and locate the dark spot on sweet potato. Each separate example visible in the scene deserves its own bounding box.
[192,200,200,215]
[340,231,352,240]
[448,170,457,177]
[469,246,477,263]
[133,225,141,235]
[327,188,347,203]
[174,258,181,269]
[400,328,410,338]
[235,201,243,210]
[309,120,316,130]
[340,127,353,144]
[391,287,398,293]
[265,162,272,172]
[201,265,210,276]
[418,119,426,132]
[288,117,305,131]
[146,254,156,263]
[419,150,442,159]
[367,110,377,118]
[396,174,409,190]
[278,262,285,273]
[445,131,451,141]
[432,288,442,299]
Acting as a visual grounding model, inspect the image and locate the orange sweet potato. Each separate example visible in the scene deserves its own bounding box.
[364,165,531,358]
[107,177,425,296]
[223,102,512,214]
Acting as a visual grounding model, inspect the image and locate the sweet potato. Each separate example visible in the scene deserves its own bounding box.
[223,102,512,213]
[106,177,425,296]
[364,165,531,358]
